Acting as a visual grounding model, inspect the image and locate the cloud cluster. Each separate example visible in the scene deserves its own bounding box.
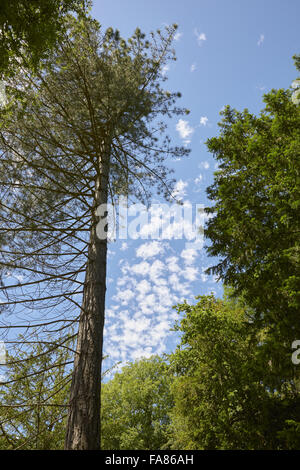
[136,241,164,259]
[176,119,194,145]
[198,160,210,170]
[194,173,203,185]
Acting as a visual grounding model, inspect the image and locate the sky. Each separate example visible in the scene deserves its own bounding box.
[88,0,300,373]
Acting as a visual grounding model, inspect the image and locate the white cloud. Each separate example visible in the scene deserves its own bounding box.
[182,266,199,281]
[136,279,152,296]
[174,31,183,41]
[104,239,208,370]
[194,173,203,184]
[256,84,266,91]
[198,160,210,170]
[257,33,264,46]
[176,119,194,144]
[194,29,207,46]
[168,273,191,296]
[151,319,171,341]
[0,341,6,365]
[168,273,181,289]
[171,179,188,200]
[113,288,135,305]
[138,207,163,239]
[120,242,128,251]
[149,259,165,284]
[190,63,197,72]
[199,116,208,126]
[123,329,141,348]
[292,79,300,89]
[0,81,7,108]
[136,241,164,259]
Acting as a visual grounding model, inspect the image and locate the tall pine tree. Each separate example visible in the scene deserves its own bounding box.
[0,14,189,449]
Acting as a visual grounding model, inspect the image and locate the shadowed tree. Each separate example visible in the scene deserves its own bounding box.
[0,14,189,449]
[0,333,117,449]
[0,0,89,77]
[0,333,73,450]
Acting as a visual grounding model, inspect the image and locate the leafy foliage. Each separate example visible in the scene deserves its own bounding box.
[101,356,173,450]
[0,0,89,77]
[0,334,72,449]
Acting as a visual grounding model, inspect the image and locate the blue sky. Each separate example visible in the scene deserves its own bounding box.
[89,0,300,372]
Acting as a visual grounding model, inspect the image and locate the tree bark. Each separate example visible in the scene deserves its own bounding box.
[64,140,110,450]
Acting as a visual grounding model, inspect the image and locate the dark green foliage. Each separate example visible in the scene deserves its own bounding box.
[0,335,72,449]
[205,84,300,357]
[0,0,89,77]
[168,294,300,449]
[101,356,173,450]
[203,74,300,448]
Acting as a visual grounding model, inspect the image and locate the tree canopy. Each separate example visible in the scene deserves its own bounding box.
[168,293,300,449]
[0,13,189,449]
[1,0,299,451]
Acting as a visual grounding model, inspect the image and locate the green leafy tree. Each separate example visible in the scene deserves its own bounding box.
[204,61,300,366]
[168,294,300,449]
[0,334,73,449]
[101,356,174,450]
[0,0,89,77]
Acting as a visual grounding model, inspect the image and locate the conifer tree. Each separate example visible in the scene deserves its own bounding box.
[0,14,189,449]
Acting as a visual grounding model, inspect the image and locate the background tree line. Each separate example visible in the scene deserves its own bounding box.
[1,290,300,450]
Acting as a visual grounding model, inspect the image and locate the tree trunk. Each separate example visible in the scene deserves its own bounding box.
[65,141,110,450]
